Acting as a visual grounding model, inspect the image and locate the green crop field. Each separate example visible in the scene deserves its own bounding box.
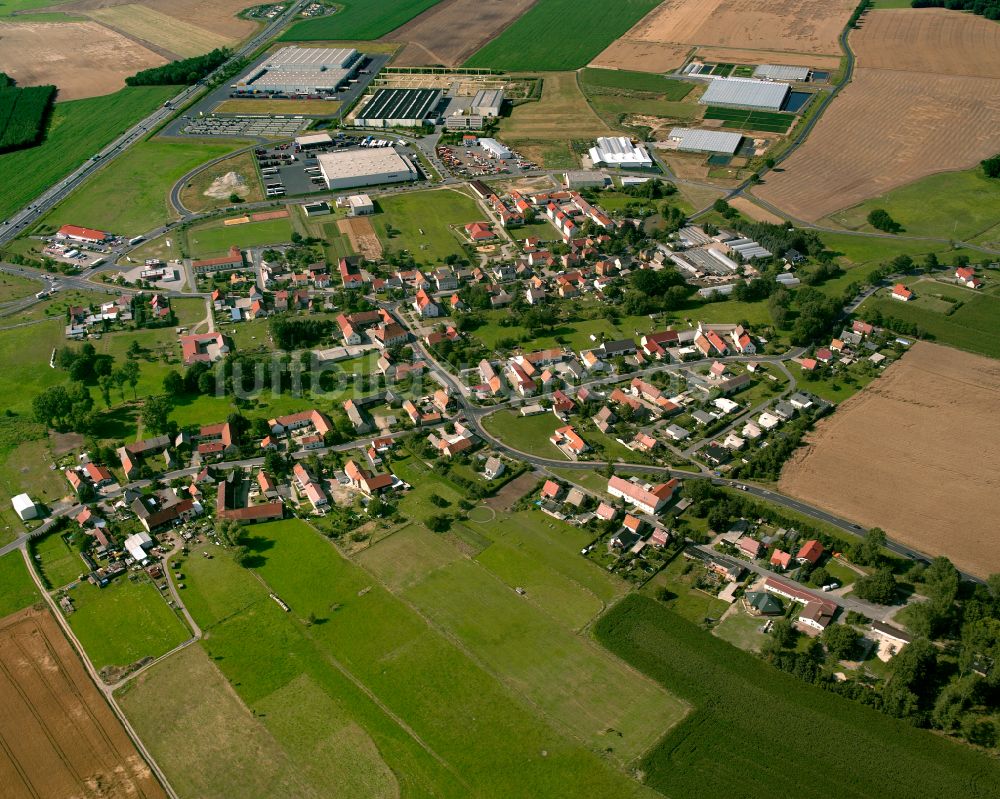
[0,551,40,618]
[67,577,190,671]
[596,595,1000,799]
[372,188,481,263]
[0,0,77,18]
[826,167,1000,242]
[173,518,656,797]
[465,0,661,71]
[31,531,86,588]
[37,139,245,238]
[282,0,443,41]
[580,68,693,100]
[0,85,177,220]
[186,217,293,258]
[704,106,794,133]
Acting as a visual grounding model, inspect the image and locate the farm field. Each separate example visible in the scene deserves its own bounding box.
[186,216,293,258]
[87,4,232,58]
[0,607,168,799]
[590,39,691,74]
[66,576,190,673]
[174,517,659,797]
[755,9,1000,222]
[704,106,793,133]
[0,21,165,100]
[825,167,1000,241]
[464,0,662,72]
[37,139,246,237]
[579,68,693,99]
[381,0,536,68]
[595,595,1000,799]
[620,0,855,58]
[0,551,40,618]
[0,85,177,220]
[372,188,481,263]
[178,150,263,212]
[780,341,1000,578]
[282,0,444,41]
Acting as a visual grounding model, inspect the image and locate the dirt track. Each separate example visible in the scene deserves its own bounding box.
[755,9,1000,221]
[0,607,167,799]
[779,341,1000,578]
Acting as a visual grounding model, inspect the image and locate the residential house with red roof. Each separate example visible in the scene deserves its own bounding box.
[607,475,678,515]
[796,539,824,565]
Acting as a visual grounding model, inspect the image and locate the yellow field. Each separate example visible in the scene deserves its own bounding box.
[88,4,232,58]
[214,99,341,115]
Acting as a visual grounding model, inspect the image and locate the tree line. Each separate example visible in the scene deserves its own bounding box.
[126,48,231,86]
[912,0,1000,21]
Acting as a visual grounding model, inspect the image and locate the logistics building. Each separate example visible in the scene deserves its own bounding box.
[234,46,361,95]
[588,136,653,169]
[354,88,443,128]
[700,77,790,111]
[666,128,743,155]
[317,148,419,190]
[471,89,504,117]
[479,138,512,159]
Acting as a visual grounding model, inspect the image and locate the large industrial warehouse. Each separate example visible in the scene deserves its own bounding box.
[316,147,419,190]
[753,64,810,82]
[234,46,361,95]
[354,88,444,128]
[700,77,790,111]
[666,128,743,155]
[588,136,653,169]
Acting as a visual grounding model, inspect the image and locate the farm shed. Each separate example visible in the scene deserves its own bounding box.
[700,77,790,111]
[667,128,743,155]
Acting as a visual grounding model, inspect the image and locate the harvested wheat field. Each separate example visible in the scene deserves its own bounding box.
[780,341,1000,578]
[87,4,233,58]
[694,47,842,71]
[728,196,785,223]
[384,0,537,67]
[59,0,257,39]
[590,39,691,73]
[627,0,855,56]
[502,72,610,141]
[0,21,165,100]
[0,607,167,799]
[338,217,382,260]
[755,10,1000,221]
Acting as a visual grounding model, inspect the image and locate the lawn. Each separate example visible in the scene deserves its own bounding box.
[580,68,693,100]
[0,85,177,219]
[0,551,40,618]
[192,517,656,796]
[464,0,662,71]
[472,308,659,353]
[596,595,1000,799]
[186,217,293,258]
[66,576,190,671]
[787,359,882,403]
[372,188,482,263]
[36,139,246,238]
[282,0,443,40]
[481,410,563,458]
[712,607,768,652]
[0,271,43,302]
[641,556,731,624]
[31,530,86,588]
[826,167,1000,241]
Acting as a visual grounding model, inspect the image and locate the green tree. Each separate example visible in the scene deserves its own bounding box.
[853,527,886,566]
[867,208,902,233]
[98,375,114,409]
[162,370,184,396]
[853,567,897,605]
[822,623,858,660]
[141,395,173,435]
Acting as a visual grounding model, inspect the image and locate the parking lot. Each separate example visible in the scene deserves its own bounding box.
[436,139,537,178]
[255,134,426,198]
[180,115,309,138]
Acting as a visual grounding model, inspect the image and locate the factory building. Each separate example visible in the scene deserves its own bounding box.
[354,88,443,128]
[753,64,810,82]
[588,136,653,169]
[666,128,743,155]
[234,46,361,95]
[295,132,333,150]
[471,88,504,117]
[479,138,512,159]
[700,77,790,111]
[317,148,419,190]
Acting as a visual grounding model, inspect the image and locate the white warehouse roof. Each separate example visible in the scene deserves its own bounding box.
[317,147,418,189]
[11,493,37,521]
[589,136,653,169]
[753,64,810,82]
[668,128,743,155]
[268,45,357,68]
[700,77,790,110]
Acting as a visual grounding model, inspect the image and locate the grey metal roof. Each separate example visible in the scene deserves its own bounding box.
[700,77,790,110]
[668,128,743,155]
[753,64,810,82]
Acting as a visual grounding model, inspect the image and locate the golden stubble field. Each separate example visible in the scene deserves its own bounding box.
[755,9,1000,221]
[779,341,1000,578]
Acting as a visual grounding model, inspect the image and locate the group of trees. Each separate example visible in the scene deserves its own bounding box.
[269,317,335,350]
[621,266,691,315]
[126,48,231,86]
[0,73,56,153]
[982,153,1000,179]
[867,208,903,233]
[912,0,1000,21]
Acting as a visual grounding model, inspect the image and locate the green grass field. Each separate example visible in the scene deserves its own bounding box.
[31,531,86,588]
[464,0,661,71]
[0,271,43,302]
[282,0,443,40]
[186,217,293,258]
[704,106,794,133]
[0,551,40,618]
[481,410,564,458]
[826,168,1000,242]
[596,595,1000,799]
[588,93,702,121]
[372,188,481,263]
[177,518,656,797]
[0,86,177,220]
[37,139,245,238]
[66,577,190,671]
[580,68,693,100]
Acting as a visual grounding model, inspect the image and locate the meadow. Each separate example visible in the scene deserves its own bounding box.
[0,270,43,301]
[186,217,293,258]
[38,139,246,237]
[372,188,481,263]
[282,0,443,41]
[0,85,177,219]
[178,149,263,212]
[0,551,40,618]
[67,577,190,671]
[464,0,662,71]
[596,595,1000,799]
[579,68,693,99]
[481,410,564,458]
[31,530,86,588]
